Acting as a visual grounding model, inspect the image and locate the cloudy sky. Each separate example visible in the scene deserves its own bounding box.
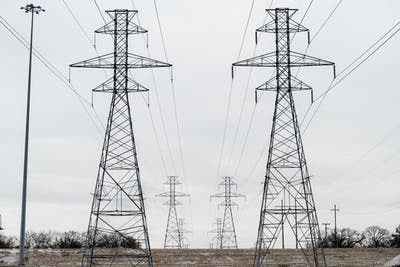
[0,0,400,248]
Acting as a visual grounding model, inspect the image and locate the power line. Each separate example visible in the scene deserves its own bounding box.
[237,0,256,61]
[149,0,196,239]
[302,20,400,134]
[242,6,400,184]
[140,94,170,176]
[295,0,343,78]
[62,0,94,46]
[333,123,400,179]
[92,0,107,24]
[152,0,187,178]
[127,1,178,177]
[270,0,344,164]
[152,0,169,63]
[300,0,314,25]
[291,0,314,41]
[0,15,104,136]
[267,3,397,179]
[225,11,270,173]
[129,0,179,177]
[310,0,343,43]
[62,0,109,83]
[233,104,257,177]
[216,0,259,180]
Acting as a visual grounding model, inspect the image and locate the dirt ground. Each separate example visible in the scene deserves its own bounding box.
[0,248,399,266]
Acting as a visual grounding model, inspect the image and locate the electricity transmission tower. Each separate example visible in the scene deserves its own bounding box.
[211,176,245,249]
[70,9,171,266]
[209,218,223,249]
[233,8,335,266]
[178,218,190,248]
[157,176,189,249]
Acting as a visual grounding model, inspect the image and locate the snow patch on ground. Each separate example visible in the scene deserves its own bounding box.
[0,249,18,264]
[384,255,400,267]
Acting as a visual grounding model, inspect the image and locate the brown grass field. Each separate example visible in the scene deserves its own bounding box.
[0,248,399,266]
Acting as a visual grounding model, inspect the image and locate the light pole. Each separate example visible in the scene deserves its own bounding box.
[19,4,45,266]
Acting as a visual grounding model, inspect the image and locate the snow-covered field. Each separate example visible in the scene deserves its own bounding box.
[0,248,399,266]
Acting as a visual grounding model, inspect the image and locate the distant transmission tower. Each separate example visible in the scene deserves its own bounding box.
[233,8,335,266]
[178,218,190,248]
[211,176,245,249]
[209,218,223,249]
[157,176,189,249]
[70,9,171,266]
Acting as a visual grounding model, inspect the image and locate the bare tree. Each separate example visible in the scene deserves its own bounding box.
[54,231,84,249]
[364,226,391,248]
[326,228,364,248]
[390,225,400,248]
[0,233,16,248]
[27,231,54,249]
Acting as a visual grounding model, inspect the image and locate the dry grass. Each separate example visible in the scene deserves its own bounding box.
[0,248,399,266]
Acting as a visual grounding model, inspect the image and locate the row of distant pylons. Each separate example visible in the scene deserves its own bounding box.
[155,175,244,250]
[69,6,334,267]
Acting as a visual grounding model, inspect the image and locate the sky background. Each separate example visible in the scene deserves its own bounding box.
[0,0,400,248]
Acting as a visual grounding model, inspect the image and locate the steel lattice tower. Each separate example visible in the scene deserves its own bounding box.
[178,218,190,248]
[157,176,189,249]
[211,176,245,249]
[233,8,335,266]
[70,9,171,266]
[209,218,223,249]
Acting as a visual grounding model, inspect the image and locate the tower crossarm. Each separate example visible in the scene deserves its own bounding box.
[290,52,335,69]
[95,10,147,35]
[256,17,308,34]
[156,191,189,206]
[211,192,245,199]
[93,77,149,93]
[70,53,171,69]
[156,192,189,198]
[256,75,312,92]
[233,52,334,69]
[255,9,309,44]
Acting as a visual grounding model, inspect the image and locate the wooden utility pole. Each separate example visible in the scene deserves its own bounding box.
[330,205,340,248]
[322,223,330,241]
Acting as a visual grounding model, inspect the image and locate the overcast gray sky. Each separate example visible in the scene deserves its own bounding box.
[0,0,400,248]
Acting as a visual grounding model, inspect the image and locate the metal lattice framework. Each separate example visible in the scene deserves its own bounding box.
[209,218,223,249]
[211,177,245,249]
[70,9,171,267]
[177,218,190,248]
[157,176,189,249]
[233,8,335,266]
